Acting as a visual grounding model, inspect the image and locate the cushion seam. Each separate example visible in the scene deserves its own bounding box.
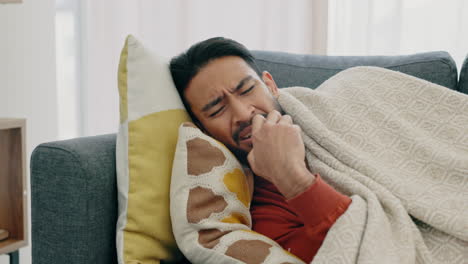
[32,145,83,165]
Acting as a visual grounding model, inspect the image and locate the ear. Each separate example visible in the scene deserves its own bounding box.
[261,71,279,98]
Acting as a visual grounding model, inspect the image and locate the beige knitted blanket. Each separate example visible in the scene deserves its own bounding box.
[278,67,468,264]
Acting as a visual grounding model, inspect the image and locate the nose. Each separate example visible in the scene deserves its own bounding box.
[231,97,254,126]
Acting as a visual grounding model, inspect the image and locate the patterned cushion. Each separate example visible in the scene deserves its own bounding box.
[170,122,304,264]
[116,35,190,263]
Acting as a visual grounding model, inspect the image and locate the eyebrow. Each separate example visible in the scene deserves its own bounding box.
[201,75,253,112]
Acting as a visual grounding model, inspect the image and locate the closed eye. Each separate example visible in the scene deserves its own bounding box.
[209,105,226,117]
[240,85,254,95]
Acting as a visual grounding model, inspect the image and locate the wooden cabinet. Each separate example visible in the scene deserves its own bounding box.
[0,118,27,256]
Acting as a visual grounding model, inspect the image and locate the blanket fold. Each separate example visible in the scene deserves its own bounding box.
[278,66,468,264]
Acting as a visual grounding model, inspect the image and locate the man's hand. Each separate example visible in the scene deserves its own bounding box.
[247,110,315,199]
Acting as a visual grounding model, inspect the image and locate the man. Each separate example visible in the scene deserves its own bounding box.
[170,37,351,263]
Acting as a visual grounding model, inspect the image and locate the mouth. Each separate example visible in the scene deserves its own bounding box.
[239,126,252,141]
[233,114,266,146]
[240,134,252,140]
[239,134,252,144]
[234,125,252,145]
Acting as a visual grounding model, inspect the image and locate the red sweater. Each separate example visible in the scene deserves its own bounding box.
[250,174,351,263]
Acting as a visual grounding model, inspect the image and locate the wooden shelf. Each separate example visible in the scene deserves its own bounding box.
[0,239,26,255]
[0,118,28,255]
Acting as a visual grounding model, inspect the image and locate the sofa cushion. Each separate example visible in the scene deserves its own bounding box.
[252,51,458,91]
[116,35,190,263]
[170,122,303,264]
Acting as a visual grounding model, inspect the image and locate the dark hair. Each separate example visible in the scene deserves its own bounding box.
[169,37,261,124]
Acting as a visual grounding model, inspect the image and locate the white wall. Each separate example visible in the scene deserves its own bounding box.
[79,0,324,136]
[328,0,468,71]
[0,0,57,263]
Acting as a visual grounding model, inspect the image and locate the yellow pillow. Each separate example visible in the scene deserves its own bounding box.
[116,35,190,264]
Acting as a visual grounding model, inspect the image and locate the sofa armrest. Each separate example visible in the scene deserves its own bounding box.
[31,134,118,264]
[252,51,458,91]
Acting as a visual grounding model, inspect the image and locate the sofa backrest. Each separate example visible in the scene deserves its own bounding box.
[458,55,468,94]
[252,50,458,91]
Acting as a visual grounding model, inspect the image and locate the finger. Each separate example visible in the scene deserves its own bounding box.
[252,114,266,134]
[278,114,293,125]
[293,124,302,132]
[266,110,281,124]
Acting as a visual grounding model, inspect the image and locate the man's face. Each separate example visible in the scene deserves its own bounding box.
[184,56,281,156]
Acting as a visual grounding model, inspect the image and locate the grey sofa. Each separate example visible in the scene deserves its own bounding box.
[31,50,468,264]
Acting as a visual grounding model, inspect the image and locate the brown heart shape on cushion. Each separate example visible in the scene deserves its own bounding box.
[186,186,228,223]
[186,137,226,176]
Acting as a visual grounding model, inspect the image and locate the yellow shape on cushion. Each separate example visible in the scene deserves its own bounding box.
[118,36,129,124]
[223,168,251,208]
[221,212,249,226]
[124,109,190,263]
